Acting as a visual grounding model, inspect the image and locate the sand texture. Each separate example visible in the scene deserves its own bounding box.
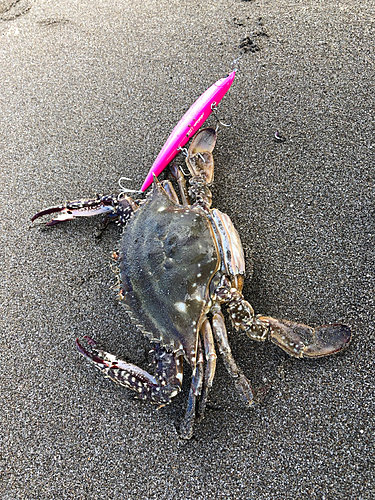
[1,1,374,498]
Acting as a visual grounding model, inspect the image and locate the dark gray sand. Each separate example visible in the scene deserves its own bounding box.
[1,1,374,498]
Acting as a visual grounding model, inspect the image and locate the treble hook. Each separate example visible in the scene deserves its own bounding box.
[178,145,206,169]
[118,176,143,199]
[176,147,194,175]
[177,146,189,157]
[211,102,231,131]
[180,165,191,176]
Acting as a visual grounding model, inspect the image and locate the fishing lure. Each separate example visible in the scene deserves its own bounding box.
[140,70,236,192]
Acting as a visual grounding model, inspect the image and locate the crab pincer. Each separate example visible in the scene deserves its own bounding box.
[76,336,182,405]
[31,195,138,226]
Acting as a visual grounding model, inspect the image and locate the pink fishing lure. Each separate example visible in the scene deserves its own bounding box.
[141,71,236,192]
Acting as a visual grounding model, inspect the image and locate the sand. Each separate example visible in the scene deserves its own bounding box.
[1,0,374,498]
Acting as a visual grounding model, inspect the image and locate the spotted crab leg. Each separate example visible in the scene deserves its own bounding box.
[76,336,183,405]
[32,195,138,227]
[211,307,255,405]
[179,336,204,440]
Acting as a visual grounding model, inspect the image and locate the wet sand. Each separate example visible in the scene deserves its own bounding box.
[1,0,374,498]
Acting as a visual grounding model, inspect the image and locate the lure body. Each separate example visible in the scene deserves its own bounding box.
[141,71,236,192]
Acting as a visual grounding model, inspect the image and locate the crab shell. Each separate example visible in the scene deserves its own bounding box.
[119,178,244,367]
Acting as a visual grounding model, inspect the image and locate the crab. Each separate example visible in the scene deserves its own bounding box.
[32,127,351,438]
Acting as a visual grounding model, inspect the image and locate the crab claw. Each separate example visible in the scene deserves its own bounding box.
[75,336,109,368]
[75,337,183,405]
[76,336,149,378]
[31,195,119,226]
[262,317,352,358]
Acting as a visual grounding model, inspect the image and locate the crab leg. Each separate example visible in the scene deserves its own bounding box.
[197,318,217,422]
[179,336,204,440]
[217,284,351,358]
[185,128,217,209]
[212,308,255,405]
[160,180,180,205]
[256,317,351,358]
[169,164,190,206]
[76,336,183,405]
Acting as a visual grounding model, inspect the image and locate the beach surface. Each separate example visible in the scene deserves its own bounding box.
[1,1,374,498]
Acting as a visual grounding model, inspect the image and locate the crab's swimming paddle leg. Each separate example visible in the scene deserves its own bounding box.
[211,307,255,405]
[218,284,351,358]
[76,337,183,404]
[197,318,217,422]
[179,337,204,440]
[186,128,217,209]
[254,317,351,358]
